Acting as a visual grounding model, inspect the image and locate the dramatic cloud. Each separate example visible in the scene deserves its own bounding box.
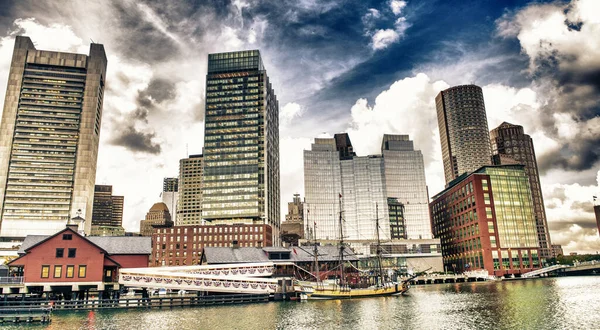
[110,125,162,154]
[346,73,448,194]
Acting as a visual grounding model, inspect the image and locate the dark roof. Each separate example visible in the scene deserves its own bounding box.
[203,247,269,264]
[88,236,151,255]
[18,235,48,254]
[202,245,358,264]
[17,233,151,255]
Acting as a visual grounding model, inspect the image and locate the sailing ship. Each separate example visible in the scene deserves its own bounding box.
[294,195,410,299]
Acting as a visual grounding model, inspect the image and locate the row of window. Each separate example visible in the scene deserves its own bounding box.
[41,265,86,278]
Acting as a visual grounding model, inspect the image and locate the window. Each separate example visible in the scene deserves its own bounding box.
[41,265,50,278]
[66,265,74,278]
[54,265,62,278]
[78,265,87,278]
[63,234,72,240]
[56,248,64,258]
[68,248,76,258]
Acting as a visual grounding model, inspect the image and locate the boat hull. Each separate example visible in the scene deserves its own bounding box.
[297,282,408,300]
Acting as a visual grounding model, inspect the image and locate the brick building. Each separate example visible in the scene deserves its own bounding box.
[7,226,150,297]
[151,224,272,266]
[430,165,540,277]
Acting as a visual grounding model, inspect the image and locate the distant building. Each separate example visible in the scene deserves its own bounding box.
[387,198,407,239]
[201,50,280,245]
[304,133,431,241]
[552,244,564,258]
[281,194,304,245]
[435,85,492,185]
[161,177,179,220]
[490,122,553,260]
[0,36,107,238]
[8,226,150,296]
[151,224,272,266]
[177,155,203,226]
[92,185,124,227]
[304,134,389,241]
[430,165,540,276]
[139,202,173,237]
[90,225,125,237]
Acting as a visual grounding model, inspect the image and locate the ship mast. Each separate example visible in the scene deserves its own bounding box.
[338,193,344,287]
[375,203,384,286]
[312,218,320,282]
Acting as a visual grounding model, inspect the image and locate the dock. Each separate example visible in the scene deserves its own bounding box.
[0,294,270,312]
[0,306,51,323]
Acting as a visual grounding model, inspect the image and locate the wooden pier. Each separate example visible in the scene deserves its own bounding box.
[0,306,51,323]
[0,294,270,312]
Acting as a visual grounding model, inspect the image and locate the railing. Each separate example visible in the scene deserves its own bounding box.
[0,294,269,310]
[0,277,24,285]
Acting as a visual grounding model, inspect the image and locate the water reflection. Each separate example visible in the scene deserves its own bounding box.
[5,277,600,330]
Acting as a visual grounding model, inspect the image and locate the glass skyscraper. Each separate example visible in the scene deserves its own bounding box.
[490,122,553,260]
[304,134,389,241]
[435,85,492,185]
[381,135,432,239]
[0,36,107,238]
[201,50,280,244]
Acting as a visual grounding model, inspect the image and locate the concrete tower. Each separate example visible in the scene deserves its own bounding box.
[0,36,107,238]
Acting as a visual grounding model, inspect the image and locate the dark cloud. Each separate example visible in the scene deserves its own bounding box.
[146,78,176,102]
[537,135,600,174]
[545,186,567,203]
[571,201,595,213]
[549,218,598,232]
[110,125,161,154]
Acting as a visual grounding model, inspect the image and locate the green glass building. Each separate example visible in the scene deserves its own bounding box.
[202,50,280,244]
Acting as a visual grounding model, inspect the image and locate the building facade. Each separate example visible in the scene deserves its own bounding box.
[490,122,552,259]
[150,224,272,266]
[595,205,600,238]
[435,85,492,184]
[161,177,178,219]
[281,194,304,245]
[0,36,107,238]
[430,165,540,276]
[201,50,280,245]
[177,156,203,226]
[387,198,406,239]
[8,226,150,296]
[304,134,390,241]
[381,135,432,239]
[139,202,173,237]
[91,185,123,227]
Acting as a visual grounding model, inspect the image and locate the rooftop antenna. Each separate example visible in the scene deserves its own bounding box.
[186,143,189,157]
[90,38,95,44]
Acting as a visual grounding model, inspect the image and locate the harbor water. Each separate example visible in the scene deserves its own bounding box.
[7,276,600,329]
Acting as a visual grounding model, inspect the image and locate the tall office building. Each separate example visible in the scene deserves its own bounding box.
[201,50,280,245]
[430,165,540,276]
[161,177,179,220]
[381,135,432,239]
[304,134,390,241]
[178,155,203,226]
[490,122,552,259]
[435,85,492,185]
[0,36,107,238]
[91,185,124,227]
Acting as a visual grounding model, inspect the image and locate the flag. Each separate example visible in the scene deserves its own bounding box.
[293,248,297,255]
[339,193,342,198]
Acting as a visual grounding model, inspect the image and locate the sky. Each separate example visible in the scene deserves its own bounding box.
[0,0,598,253]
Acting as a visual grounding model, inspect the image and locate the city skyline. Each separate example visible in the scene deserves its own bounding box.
[0,0,597,253]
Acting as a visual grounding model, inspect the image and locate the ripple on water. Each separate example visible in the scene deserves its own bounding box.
[6,277,600,330]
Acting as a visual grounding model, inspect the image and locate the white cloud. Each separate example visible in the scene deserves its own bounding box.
[371,29,400,50]
[346,73,448,195]
[390,0,407,16]
[497,0,600,74]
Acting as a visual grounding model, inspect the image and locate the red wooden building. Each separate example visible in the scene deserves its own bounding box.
[7,225,151,298]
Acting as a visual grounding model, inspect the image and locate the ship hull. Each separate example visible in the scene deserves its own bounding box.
[296,282,408,300]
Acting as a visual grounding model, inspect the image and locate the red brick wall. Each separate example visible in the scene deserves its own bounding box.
[110,254,149,269]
